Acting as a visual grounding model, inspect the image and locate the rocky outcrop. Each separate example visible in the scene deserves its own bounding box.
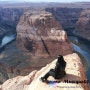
[0,11,73,84]
[17,11,73,58]
[75,9,90,40]
[45,8,82,30]
[0,53,89,90]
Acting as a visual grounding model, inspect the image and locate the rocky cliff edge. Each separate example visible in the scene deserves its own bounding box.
[0,53,89,90]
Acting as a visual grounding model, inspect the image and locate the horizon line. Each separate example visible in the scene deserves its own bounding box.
[0,1,90,3]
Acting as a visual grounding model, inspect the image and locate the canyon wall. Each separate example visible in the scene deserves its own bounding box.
[0,8,24,27]
[0,53,89,90]
[46,7,90,40]
[0,3,90,40]
[75,9,90,40]
[0,8,24,42]
[45,8,82,30]
[0,7,85,41]
[0,7,89,43]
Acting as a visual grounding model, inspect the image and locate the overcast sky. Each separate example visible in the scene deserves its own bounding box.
[0,0,90,3]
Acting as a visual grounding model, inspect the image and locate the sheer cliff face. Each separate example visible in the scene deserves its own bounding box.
[0,8,24,27]
[45,8,82,30]
[75,9,90,40]
[0,8,24,41]
[17,11,73,58]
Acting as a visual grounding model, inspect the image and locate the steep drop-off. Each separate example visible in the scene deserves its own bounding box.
[0,53,89,90]
[0,8,24,41]
[0,8,24,27]
[45,8,82,30]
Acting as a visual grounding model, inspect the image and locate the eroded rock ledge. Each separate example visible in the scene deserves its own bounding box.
[0,53,89,90]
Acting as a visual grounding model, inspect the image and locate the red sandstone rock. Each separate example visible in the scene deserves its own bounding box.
[17,11,73,58]
[0,11,73,84]
[0,53,89,90]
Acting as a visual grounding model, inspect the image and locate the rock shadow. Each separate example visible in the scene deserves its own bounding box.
[43,74,80,84]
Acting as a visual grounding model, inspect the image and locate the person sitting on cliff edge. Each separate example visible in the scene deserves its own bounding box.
[40,55,66,82]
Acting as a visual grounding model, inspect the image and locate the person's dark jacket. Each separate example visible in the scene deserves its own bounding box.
[54,56,66,79]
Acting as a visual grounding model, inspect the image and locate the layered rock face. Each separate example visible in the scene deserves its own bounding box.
[0,53,89,90]
[0,8,24,28]
[0,8,24,41]
[75,9,90,40]
[17,11,73,58]
[45,8,82,30]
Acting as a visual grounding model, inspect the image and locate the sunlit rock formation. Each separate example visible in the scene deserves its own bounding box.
[0,53,89,90]
[17,11,73,58]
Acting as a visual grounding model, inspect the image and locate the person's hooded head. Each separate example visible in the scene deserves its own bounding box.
[57,55,64,63]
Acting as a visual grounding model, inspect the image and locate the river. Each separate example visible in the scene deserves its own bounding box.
[69,36,90,81]
[0,34,90,81]
[0,35,16,51]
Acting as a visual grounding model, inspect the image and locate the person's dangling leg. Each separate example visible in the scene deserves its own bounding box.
[40,72,50,82]
[40,69,55,82]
